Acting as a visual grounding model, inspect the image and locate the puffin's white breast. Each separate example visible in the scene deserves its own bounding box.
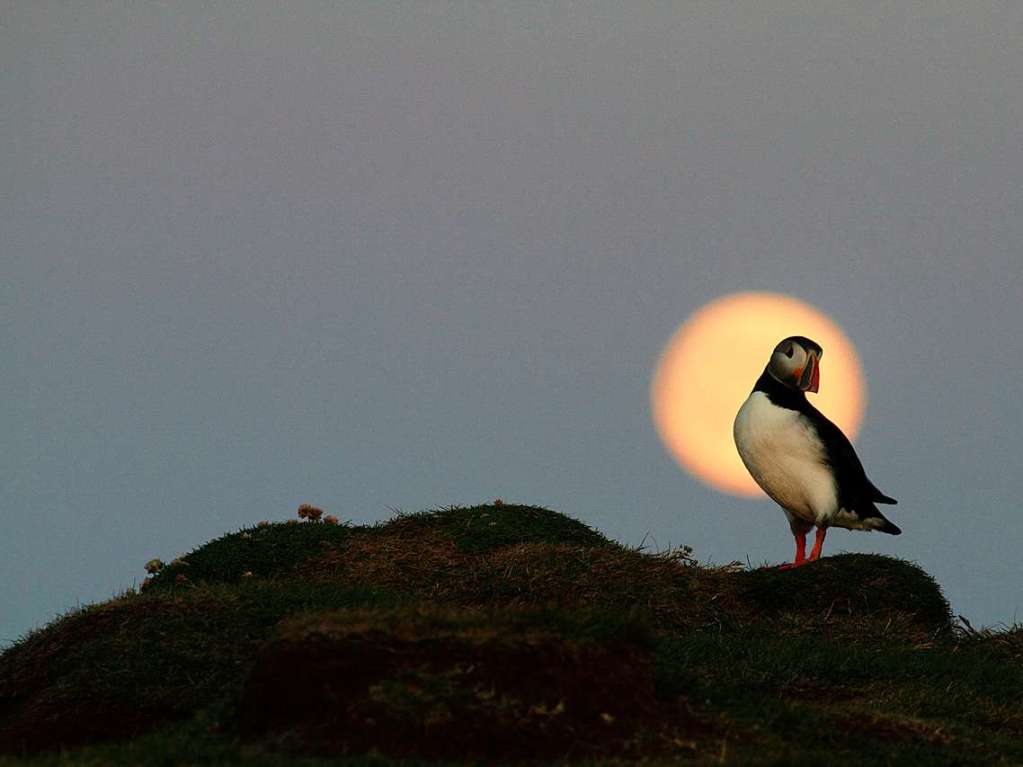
[733,391,838,525]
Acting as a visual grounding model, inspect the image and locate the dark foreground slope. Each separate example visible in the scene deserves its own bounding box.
[0,503,1020,765]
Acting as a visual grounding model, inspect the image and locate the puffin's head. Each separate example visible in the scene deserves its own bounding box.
[767,336,823,393]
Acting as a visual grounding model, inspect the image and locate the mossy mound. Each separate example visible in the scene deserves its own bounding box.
[145,504,606,592]
[0,583,394,754]
[141,506,951,646]
[1,502,1018,765]
[377,503,611,553]
[238,607,694,761]
[734,553,953,644]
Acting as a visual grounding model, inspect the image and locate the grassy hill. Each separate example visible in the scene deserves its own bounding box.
[1,503,1020,765]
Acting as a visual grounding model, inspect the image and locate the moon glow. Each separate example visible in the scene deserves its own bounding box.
[651,292,866,497]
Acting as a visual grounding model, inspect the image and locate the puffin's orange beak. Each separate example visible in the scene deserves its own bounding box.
[798,352,820,393]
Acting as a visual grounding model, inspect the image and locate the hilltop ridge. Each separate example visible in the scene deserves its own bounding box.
[0,503,1019,765]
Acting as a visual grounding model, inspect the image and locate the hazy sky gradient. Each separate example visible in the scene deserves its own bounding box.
[4,2,1022,644]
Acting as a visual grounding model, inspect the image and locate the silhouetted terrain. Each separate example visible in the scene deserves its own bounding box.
[1,503,1020,765]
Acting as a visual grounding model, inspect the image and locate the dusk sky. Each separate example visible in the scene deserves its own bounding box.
[4,2,1022,645]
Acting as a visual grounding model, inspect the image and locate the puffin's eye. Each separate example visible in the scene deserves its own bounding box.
[784,345,794,358]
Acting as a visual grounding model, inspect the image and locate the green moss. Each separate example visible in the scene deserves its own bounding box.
[241,605,662,762]
[146,504,607,591]
[0,582,399,753]
[147,521,353,590]
[278,603,655,648]
[382,503,610,552]
[652,629,1023,765]
[739,553,954,635]
[0,719,439,766]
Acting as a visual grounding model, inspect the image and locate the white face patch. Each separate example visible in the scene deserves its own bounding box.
[767,343,807,384]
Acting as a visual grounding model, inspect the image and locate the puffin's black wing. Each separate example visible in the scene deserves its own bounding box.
[798,404,900,534]
[803,408,896,507]
[753,370,899,525]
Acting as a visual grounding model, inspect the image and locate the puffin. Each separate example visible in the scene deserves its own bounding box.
[733,336,899,569]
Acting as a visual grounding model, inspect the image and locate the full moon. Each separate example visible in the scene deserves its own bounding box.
[651,292,866,497]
